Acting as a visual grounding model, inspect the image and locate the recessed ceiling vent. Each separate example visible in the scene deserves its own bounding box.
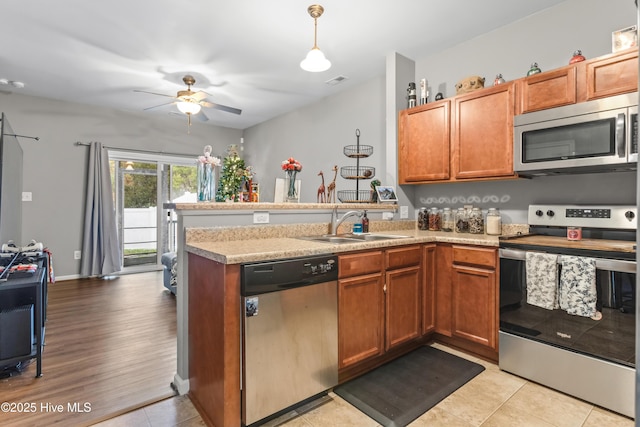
[325,75,348,86]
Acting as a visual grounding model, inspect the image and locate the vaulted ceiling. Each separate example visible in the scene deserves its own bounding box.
[1,0,566,129]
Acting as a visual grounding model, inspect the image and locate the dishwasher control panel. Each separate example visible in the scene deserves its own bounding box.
[241,254,339,297]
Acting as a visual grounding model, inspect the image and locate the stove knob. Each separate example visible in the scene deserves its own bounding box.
[625,211,635,221]
[535,210,544,217]
[546,210,555,217]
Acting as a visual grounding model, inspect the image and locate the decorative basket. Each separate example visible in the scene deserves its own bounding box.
[337,190,376,203]
[343,145,373,158]
[340,166,375,180]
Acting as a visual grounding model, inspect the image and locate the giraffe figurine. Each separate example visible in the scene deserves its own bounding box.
[317,171,326,203]
[326,165,338,203]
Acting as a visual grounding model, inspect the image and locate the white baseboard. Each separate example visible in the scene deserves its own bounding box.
[173,373,190,395]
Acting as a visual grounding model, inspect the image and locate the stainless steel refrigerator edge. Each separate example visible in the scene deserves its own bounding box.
[636,1,640,422]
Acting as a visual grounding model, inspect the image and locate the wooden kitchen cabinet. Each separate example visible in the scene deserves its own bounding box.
[398,100,450,183]
[519,66,578,113]
[450,245,498,351]
[433,244,499,360]
[385,246,422,351]
[338,246,422,370]
[398,82,516,184]
[452,82,516,180]
[517,48,638,114]
[585,48,638,100]
[338,251,384,369]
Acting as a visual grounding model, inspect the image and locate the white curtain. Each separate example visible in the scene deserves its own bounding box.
[80,142,122,277]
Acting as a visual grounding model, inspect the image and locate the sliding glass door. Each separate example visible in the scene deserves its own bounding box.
[110,153,197,272]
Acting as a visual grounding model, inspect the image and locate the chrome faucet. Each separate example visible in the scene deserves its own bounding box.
[330,207,363,235]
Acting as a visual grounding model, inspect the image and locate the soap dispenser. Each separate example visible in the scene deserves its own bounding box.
[362,210,369,233]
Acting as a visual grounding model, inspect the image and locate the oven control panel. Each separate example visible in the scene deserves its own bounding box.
[528,204,637,229]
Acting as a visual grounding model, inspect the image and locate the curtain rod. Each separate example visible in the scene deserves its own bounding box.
[7,133,40,141]
[74,141,198,158]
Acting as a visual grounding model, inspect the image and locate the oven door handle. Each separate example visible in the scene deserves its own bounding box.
[499,248,636,273]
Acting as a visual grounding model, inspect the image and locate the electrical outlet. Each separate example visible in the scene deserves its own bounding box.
[253,212,269,224]
[22,192,32,201]
[382,212,394,220]
[400,206,409,219]
[74,250,82,260]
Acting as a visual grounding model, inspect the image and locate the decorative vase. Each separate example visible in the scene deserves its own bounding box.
[285,170,298,202]
[197,163,215,202]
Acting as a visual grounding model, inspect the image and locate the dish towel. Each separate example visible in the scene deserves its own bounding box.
[559,255,598,319]
[525,252,559,310]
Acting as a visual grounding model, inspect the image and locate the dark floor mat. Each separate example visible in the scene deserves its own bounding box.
[333,346,485,427]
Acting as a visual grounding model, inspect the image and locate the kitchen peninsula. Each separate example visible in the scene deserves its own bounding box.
[171,202,527,426]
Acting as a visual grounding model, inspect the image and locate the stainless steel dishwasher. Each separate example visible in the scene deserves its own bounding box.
[241,254,338,426]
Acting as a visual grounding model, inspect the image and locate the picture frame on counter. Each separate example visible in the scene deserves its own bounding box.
[376,186,398,203]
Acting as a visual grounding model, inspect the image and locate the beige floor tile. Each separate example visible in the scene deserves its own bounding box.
[294,392,380,427]
[144,395,201,427]
[582,407,634,427]
[500,382,592,427]
[482,402,556,427]
[408,406,474,427]
[91,408,151,427]
[434,368,525,425]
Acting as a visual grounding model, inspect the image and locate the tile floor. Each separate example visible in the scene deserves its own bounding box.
[93,344,634,427]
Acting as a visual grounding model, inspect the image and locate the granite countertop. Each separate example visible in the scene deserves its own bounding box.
[185,222,528,264]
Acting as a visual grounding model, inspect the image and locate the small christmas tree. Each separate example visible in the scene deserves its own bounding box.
[215,145,246,202]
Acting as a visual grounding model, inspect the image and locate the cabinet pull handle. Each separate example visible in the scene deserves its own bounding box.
[383,283,387,293]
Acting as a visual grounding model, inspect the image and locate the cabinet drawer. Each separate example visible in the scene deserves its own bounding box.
[339,251,383,278]
[452,245,496,269]
[385,245,421,270]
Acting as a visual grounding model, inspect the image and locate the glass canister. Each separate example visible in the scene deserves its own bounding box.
[486,208,502,235]
[441,207,454,232]
[428,207,441,231]
[455,208,468,233]
[469,207,484,234]
[418,208,428,230]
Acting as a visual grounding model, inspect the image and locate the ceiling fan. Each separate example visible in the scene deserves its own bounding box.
[134,75,242,127]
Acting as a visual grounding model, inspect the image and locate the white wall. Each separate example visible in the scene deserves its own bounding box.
[242,76,386,204]
[0,92,242,277]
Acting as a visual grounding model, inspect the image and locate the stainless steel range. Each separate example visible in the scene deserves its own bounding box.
[499,204,636,418]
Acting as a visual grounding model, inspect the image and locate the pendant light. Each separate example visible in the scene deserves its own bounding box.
[300,4,331,72]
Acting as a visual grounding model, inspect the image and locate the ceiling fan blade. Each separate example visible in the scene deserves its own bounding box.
[143,100,177,111]
[201,101,242,115]
[192,91,210,101]
[133,89,177,99]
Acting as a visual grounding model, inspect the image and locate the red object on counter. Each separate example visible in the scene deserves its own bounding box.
[567,226,582,241]
[569,50,586,64]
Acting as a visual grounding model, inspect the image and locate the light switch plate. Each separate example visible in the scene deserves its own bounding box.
[253,212,269,224]
[400,206,409,219]
[22,192,32,201]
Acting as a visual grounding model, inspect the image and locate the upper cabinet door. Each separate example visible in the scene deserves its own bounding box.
[452,82,516,180]
[398,101,450,183]
[520,66,577,114]
[586,48,639,101]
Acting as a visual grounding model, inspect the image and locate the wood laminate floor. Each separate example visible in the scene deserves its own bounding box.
[0,271,177,426]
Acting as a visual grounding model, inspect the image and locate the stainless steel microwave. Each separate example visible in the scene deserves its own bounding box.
[514,92,638,176]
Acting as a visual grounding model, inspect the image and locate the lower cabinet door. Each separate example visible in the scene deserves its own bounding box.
[338,273,385,368]
[451,264,497,349]
[385,266,421,350]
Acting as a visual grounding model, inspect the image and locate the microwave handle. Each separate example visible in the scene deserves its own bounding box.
[616,113,626,158]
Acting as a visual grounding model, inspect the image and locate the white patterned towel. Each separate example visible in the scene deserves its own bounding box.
[559,255,597,318]
[525,252,559,310]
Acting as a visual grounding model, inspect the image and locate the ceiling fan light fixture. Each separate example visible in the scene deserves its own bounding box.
[300,4,331,73]
[177,100,201,115]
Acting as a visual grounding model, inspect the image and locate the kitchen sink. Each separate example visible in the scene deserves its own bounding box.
[297,233,409,244]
